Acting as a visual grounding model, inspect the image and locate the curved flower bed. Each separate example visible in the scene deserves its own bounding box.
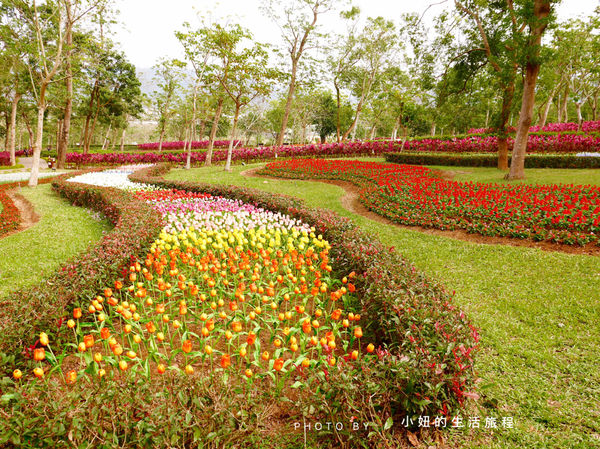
[260,159,600,246]
[129,164,479,415]
[0,171,163,373]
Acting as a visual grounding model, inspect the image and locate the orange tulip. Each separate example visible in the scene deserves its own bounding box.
[146,321,156,334]
[302,358,310,368]
[119,360,128,371]
[66,370,77,384]
[67,319,75,328]
[204,345,213,355]
[244,368,253,378]
[73,308,82,319]
[302,320,312,334]
[185,364,194,375]
[220,354,231,369]
[100,327,110,340]
[261,351,270,361]
[112,344,123,356]
[239,347,247,357]
[114,280,123,290]
[331,309,342,320]
[33,348,45,361]
[98,368,106,377]
[83,335,95,348]
[247,332,257,346]
[354,327,363,339]
[351,350,359,360]
[273,358,284,371]
[366,343,375,353]
[13,369,22,380]
[182,339,192,353]
[33,367,44,378]
[157,363,166,374]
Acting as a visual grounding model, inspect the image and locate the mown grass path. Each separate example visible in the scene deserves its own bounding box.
[0,184,112,297]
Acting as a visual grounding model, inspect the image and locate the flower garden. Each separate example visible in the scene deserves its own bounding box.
[0,163,481,447]
[260,159,600,246]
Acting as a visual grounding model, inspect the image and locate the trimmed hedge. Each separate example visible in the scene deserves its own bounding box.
[0,173,163,375]
[130,164,479,417]
[384,152,600,169]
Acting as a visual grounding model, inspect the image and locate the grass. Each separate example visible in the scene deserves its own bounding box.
[166,160,600,449]
[0,184,112,298]
[426,165,600,185]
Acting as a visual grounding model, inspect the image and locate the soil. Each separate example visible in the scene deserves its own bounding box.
[241,166,600,257]
[2,188,40,238]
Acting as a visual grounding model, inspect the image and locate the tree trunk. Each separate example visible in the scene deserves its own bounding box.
[498,137,509,170]
[3,114,8,155]
[591,91,598,121]
[158,126,165,152]
[334,80,342,143]
[560,85,569,122]
[507,0,550,181]
[538,96,553,127]
[184,126,192,170]
[575,102,583,131]
[57,6,73,169]
[120,128,126,151]
[82,80,99,155]
[205,97,223,166]
[29,104,46,187]
[368,124,376,140]
[496,77,515,171]
[224,107,240,172]
[430,123,436,137]
[277,60,297,147]
[102,123,111,150]
[8,92,21,166]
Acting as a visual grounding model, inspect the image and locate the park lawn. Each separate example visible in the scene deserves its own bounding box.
[166,161,600,449]
[0,184,112,298]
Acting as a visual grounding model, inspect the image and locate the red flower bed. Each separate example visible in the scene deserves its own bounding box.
[0,185,20,236]
[260,159,600,246]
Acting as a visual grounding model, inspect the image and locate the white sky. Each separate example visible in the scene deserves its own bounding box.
[113,0,600,68]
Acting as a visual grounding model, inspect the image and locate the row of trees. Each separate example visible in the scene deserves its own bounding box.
[1,0,597,181]
[0,0,143,185]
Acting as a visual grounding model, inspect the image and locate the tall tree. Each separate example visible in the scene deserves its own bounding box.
[151,58,185,152]
[262,0,334,147]
[210,24,276,171]
[508,0,554,180]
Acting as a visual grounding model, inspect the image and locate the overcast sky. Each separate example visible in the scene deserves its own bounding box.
[113,0,600,69]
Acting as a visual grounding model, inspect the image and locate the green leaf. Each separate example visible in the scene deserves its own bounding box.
[384,417,393,431]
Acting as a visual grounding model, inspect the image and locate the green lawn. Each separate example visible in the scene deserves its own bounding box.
[166,161,600,449]
[0,184,112,298]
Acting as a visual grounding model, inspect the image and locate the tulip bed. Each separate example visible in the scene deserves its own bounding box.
[260,159,600,246]
[1,164,479,446]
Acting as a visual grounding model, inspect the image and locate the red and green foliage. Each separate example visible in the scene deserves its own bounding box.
[261,159,600,246]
